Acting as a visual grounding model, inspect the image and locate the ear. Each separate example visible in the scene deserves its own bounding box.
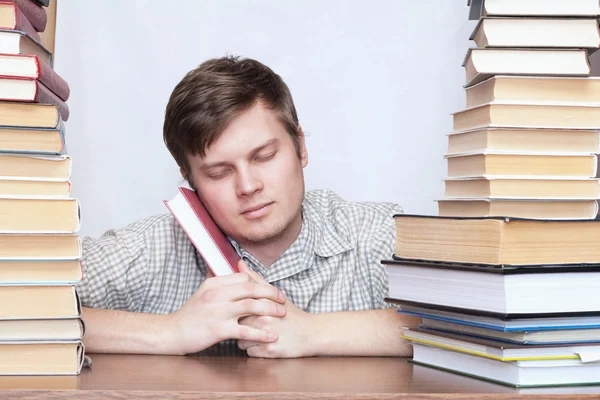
[298,126,308,168]
[180,167,196,191]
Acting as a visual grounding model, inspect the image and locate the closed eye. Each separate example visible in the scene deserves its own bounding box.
[255,152,276,162]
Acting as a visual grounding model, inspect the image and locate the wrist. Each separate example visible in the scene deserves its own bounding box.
[304,312,330,357]
[159,312,187,355]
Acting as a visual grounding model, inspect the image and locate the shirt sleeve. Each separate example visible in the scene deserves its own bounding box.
[366,204,403,309]
[76,215,167,312]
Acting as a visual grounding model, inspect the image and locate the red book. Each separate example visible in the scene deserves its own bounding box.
[6,0,46,32]
[0,1,40,41]
[164,187,240,276]
[0,54,70,101]
[0,77,69,120]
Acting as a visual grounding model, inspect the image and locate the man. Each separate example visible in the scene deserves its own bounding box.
[78,56,419,358]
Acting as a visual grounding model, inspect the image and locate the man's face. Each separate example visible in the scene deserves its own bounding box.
[186,103,308,246]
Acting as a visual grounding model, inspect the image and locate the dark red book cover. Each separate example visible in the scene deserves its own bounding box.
[7,0,46,32]
[0,2,40,41]
[165,187,240,275]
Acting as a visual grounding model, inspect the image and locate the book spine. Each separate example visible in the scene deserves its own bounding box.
[37,57,69,101]
[10,0,46,32]
[34,80,69,121]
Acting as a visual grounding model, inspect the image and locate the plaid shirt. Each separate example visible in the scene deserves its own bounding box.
[77,189,402,316]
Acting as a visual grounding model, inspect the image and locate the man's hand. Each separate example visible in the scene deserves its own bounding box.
[165,260,287,355]
[234,261,315,358]
[237,298,316,358]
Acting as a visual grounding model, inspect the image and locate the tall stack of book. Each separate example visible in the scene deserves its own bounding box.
[0,0,84,375]
[384,0,600,389]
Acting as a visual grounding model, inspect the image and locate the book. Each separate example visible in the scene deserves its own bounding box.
[0,54,70,101]
[393,301,600,331]
[0,29,51,67]
[0,124,66,155]
[470,18,600,49]
[0,197,80,233]
[31,0,48,6]
[469,0,600,19]
[437,198,598,220]
[0,234,80,260]
[465,76,600,107]
[463,48,590,87]
[0,154,71,180]
[447,128,600,154]
[383,259,600,315]
[393,214,600,266]
[164,187,240,276]
[0,178,69,197]
[0,1,40,41]
[420,318,600,345]
[0,319,84,341]
[445,152,597,178]
[0,341,84,375]
[0,285,81,319]
[0,101,60,128]
[403,328,600,361]
[0,260,82,284]
[411,343,600,388]
[6,0,46,32]
[444,177,600,200]
[453,102,600,131]
[0,78,69,119]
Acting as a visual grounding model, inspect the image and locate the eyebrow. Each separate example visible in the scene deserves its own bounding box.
[199,138,279,170]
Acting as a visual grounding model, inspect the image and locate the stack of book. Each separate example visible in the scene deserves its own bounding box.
[384,0,600,389]
[0,0,84,375]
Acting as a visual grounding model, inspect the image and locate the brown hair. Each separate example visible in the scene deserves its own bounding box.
[163,55,301,182]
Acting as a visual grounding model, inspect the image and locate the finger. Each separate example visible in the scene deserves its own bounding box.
[202,272,252,289]
[237,340,261,351]
[234,325,278,343]
[237,259,269,285]
[235,299,286,318]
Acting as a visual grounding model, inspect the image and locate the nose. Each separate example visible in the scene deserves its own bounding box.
[236,165,263,197]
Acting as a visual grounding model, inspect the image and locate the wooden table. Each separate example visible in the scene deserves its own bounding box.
[0,354,599,399]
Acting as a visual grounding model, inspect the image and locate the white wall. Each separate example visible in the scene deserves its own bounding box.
[54,0,476,238]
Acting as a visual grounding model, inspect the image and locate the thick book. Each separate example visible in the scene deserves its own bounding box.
[0,29,51,67]
[0,260,82,284]
[0,78,69,120]
[0,234,81,260]
[0,123,66,155]
[0,285,81,319]
[0,1,40,41]
[466,76,600,107]
[0,196,80,233]
[0,102,60,128]
[393,214,600,266]
[445,152,598,178]
[468,0,600,19]
[470,17,600,49]
[437,198,599,220]
[0,54,70,101]
[444,177,600,200]
[0,178,70,197]
[7,0,46,32]
[447,127,600,155]
[0,318,84,341]
[453,102,600,131]
[0,341,84,375]
[164,187,240,276]
[463,48,590,87]
[411,343,600,388]
[0,154,71,180]
[383,258,600,315]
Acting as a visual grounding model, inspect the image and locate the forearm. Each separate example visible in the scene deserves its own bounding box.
[82,306,177,355]
[311,308,420,357]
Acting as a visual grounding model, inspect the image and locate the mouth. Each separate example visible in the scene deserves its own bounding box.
[241,202,273,219]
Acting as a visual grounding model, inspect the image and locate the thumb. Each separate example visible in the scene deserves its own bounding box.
[237,259,269,285]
